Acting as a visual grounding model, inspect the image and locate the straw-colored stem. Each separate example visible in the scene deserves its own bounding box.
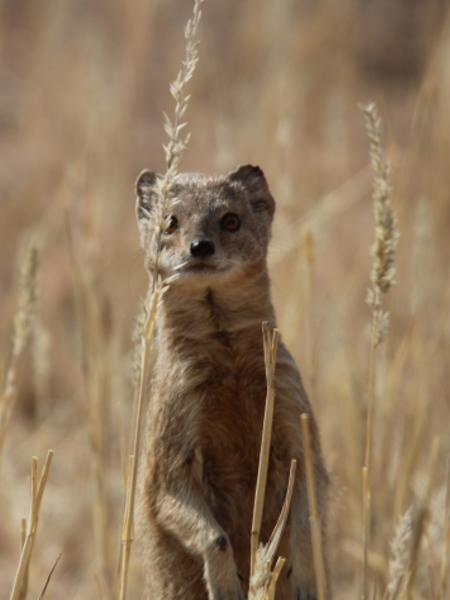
[362,297,379,600]
[20,519,26,548]
[37,553,62,600]
[118,2,204,596]
[250,322,280,576]
[361,101,399,599]
[266,557,286,600]
[364,316,377,474]
[66,213,111,592]
[393,394,426,518]
[118,289,160,600]
[403,437,440,600]
[440,455,450,597]
[0,356,19,455]
[303,230,316,401]
[118,454,136,600]
[9,450,54,600]
[266,459,297,559]
[249,459,296,599]
[362,465,372,600]
[401,508,427,600]
[391,438,439,600]
[301,413,327,600]
[0,241,39,457]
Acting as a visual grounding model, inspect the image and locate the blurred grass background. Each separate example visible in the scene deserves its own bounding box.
[1,1,449,598]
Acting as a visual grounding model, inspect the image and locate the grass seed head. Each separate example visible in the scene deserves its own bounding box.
[362,101,400,346]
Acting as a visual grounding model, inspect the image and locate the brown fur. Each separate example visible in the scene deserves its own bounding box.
[135,165,329,600]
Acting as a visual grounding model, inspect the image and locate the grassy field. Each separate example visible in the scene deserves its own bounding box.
[1,1,449,598]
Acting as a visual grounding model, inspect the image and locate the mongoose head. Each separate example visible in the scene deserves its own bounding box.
[135,165,275,287]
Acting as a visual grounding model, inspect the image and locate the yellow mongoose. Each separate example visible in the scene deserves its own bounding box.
[136,165,329,600]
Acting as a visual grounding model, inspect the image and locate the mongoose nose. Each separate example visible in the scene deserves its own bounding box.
[190,240,215,258]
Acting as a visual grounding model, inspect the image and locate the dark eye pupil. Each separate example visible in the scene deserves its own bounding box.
[222,213,240,231]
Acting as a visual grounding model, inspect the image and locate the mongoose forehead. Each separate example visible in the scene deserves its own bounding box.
[135,165,276,288]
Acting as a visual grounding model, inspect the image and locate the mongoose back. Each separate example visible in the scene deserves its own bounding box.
[135,165,329,600]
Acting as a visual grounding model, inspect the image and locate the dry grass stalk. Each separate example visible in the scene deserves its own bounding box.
[302,230,316,399]
[118,5,205,597]
[362,465,372,600]
[118,453,135,599]
[0,239,39,455]
[384,437,440,600]
[265,557,286,600]
[362,100,399,471]
[20,518,26,547]
[250,322,280,576]
[361,102,399,600]
[362,101,399,352]
[393,394,427,518]
[401,508,428,600]
[9,450,54,600]
[301,413,327,600]
[402,437,440,599]
[66,214,111,594]
[440,455,450,597]
[118,289,160,600]
[249,459,296,600]
[384,507,413,600]
[37,553,62,600]
[147,0,205,290]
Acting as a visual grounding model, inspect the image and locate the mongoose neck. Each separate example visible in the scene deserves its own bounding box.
[157,264,276,345]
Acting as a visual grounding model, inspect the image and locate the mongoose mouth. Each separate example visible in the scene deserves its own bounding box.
[165,258,235,287]
[171,260,229,279]
[185,263,218,272]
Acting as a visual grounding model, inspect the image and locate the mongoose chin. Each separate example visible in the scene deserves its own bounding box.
[135,164,329,600]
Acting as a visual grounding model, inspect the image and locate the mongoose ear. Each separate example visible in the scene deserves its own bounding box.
[227,164,275,217]
[135,169,159,221]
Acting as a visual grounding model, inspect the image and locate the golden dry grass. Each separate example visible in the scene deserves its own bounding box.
[1,1,450,599]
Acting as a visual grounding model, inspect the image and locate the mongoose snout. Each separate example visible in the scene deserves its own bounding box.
[191,239,215,257]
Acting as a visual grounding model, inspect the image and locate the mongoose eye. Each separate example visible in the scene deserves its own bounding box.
[221,212,240,232]
[164,215,178,235]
